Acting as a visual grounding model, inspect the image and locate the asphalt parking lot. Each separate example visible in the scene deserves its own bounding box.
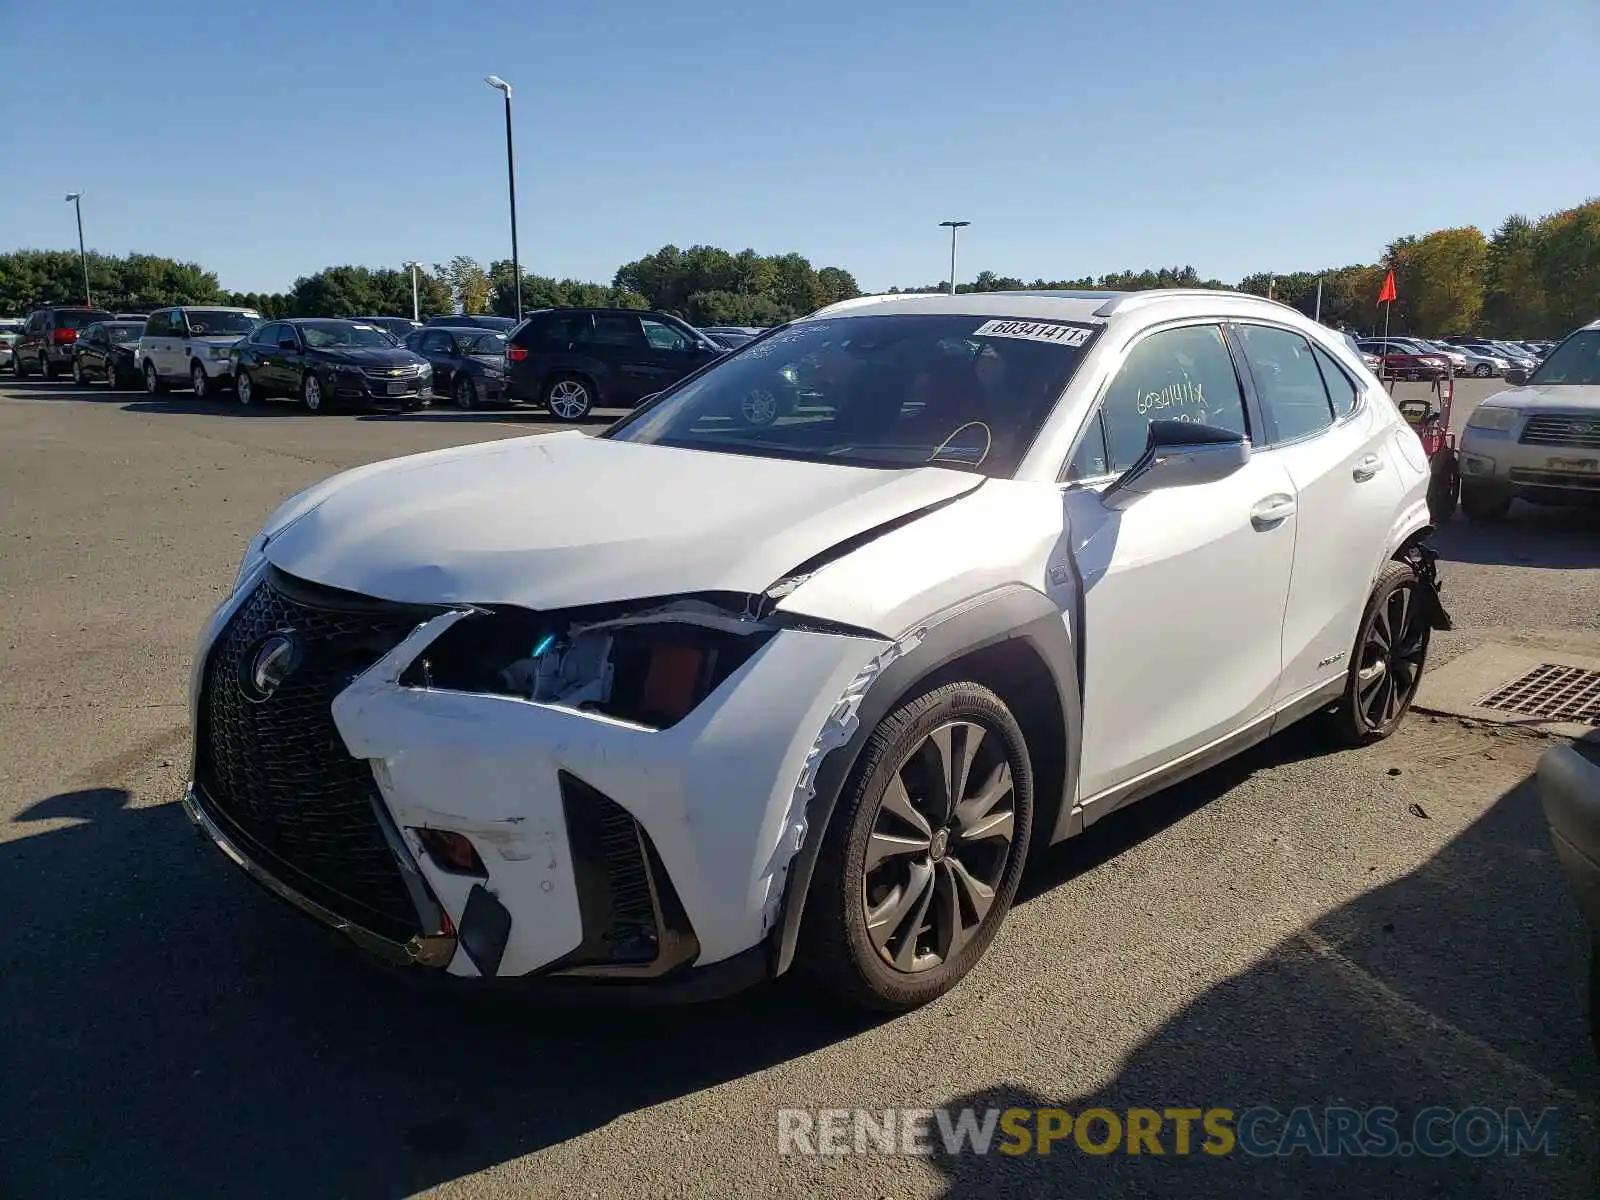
[2,375,1598,1199]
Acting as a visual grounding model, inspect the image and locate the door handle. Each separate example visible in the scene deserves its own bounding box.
[1250,494,1296,529]
[1353,453,1384,482]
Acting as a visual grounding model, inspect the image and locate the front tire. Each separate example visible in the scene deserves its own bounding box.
[544,375,594,421]
[192,362,210,399]
[42,354,58,380]
[796,681,1034,1011]
[235,369,254,406]
[71,358,84,385]
[302,372,327,413]
[454,374,478,410]
[144,362,168,394]
[1327,559,1430,746]
[1474,362,1492,378]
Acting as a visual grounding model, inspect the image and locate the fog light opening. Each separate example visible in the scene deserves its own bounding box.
[413,827,488,877]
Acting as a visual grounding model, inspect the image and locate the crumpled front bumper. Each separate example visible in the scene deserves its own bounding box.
[185,574,890,986]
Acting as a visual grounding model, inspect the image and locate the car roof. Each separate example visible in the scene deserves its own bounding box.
[808,287,1311,328]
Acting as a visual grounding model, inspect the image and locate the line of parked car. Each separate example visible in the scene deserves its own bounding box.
[0,304,771,420]
[1354,334,1554,382]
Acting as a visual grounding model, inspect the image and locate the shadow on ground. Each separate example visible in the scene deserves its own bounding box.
[1433,504,1600,571]
[1,729,1593,1198]
[928,760,1599,1198]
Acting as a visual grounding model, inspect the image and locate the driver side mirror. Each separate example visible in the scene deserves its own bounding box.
[1503,366,1528,386]
[278,338,298,351]
[1102,420,1251,508]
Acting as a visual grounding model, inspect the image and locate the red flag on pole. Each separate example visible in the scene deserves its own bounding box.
[1377,270,1398,304]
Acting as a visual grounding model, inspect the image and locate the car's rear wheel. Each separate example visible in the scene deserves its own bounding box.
[454,374,477,410]
[302,373,327,413]
[12,353,28,378]
[1327,559,1430,746]
[144,361,167,394]
[1461,484,1511,523]
[544,375,594,421]
[235,369,254,406]
[797,681,1033,1011]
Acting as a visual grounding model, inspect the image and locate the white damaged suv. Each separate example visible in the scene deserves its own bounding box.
[184,289,1449,1010]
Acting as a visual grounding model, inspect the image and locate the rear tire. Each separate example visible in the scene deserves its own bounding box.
[1326,559,1430,747]
[796,681,1033,1011]
[543,375,594,421]
[42,354,58,380]
[12,353,29,378]
[1461,484,1511,523]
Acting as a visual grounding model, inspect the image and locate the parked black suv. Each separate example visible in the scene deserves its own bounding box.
[231,318,431,413]
[505,308,725,420]
[14,306,114,378]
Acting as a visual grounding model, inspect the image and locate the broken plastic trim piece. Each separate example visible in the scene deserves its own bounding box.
[1403,542,1453,632]
[760,627,926,930]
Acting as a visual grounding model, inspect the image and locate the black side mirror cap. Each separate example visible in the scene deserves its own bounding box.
[1503,366,1528,386]
[278,339,297,351]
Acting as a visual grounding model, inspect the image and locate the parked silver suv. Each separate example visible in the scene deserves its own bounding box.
[136,305,263,398]
[1458,320,1600,521]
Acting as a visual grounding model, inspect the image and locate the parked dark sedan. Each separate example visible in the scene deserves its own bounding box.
[402,326,509,409]
[231,318,431,413]
[504,308,725,420]
[424,314,517,332]
[71,320,146,388]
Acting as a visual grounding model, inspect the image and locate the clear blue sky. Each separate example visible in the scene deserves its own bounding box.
[2,0,1595,295]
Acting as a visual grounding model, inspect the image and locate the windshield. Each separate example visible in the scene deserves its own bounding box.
[185,310,261,337]
[1527,330,1600,386]
[56,310,113,330]
[460,332,506,355]
[301,321,399,349]
[605,313,1097,477]
[106,323,143,343]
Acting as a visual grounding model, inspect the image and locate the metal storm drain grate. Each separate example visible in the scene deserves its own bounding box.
[1477,664,1600,724]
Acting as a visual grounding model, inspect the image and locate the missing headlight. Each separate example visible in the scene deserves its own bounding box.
[400,596,775,728]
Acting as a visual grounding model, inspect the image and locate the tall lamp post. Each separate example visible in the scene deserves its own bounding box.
[939,220,969,296]
[64,192,91,307]
[484,75,522,322]
[401,260,422,322]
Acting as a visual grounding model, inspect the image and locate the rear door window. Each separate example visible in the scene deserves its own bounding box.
[1311,344,1358,418]
[583,314,647,348]
[1235,324,1335,443]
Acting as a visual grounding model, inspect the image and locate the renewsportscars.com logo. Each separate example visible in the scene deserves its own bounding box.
[777,1106,1560,1159]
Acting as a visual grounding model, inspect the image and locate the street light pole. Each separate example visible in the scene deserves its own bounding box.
[939,220,970,296]
[64,192,90,307]
[402,261,421,322]
[485,76,522,322]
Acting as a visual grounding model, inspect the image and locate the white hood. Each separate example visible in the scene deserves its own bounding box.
[1480,383,1600,411]
[261,431,983,609]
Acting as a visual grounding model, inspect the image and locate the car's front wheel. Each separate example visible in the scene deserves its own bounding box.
[235,369,254,406]
[41,354,57,380]
[144,361,167,395]
[71,358,84,385]
[797,681,1033,1011]
[454,374,478,410]
[302,373,327,413]
[1327,559,1431,746]
[192,362,210,399]
[1474,362,1492,378]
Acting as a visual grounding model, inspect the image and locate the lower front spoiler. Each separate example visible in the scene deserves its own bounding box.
[180,783,456,969]
[180,782,776,1004]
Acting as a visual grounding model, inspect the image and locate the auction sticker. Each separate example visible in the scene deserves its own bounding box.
[972,319,1093,347]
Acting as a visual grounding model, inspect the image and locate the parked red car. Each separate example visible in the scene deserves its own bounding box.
[14,305,114,378]
[1356,340,1449,382]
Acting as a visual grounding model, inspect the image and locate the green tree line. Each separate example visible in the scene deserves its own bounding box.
[3,197,1593,336]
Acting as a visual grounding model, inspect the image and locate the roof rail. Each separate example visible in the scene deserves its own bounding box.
[1091,288,1302,318]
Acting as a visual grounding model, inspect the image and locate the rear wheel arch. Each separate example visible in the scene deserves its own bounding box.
[771,585,1081,978]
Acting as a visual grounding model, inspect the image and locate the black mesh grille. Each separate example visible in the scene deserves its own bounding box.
[559,772,660,964]
[196,568,441,942]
